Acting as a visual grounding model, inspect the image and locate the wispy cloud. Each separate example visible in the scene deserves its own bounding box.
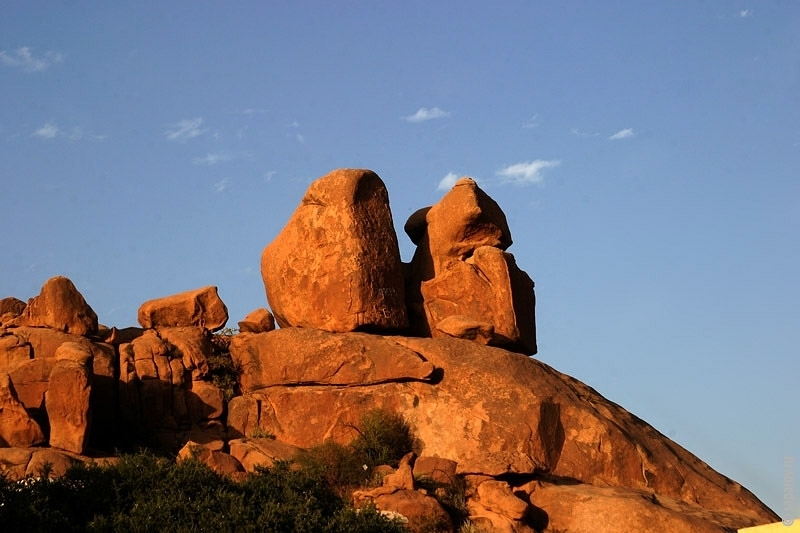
[165,117,207,142]
[32,122,61,139]
[738,9,753,18]
[241,108,267,115]
[437,172,461,191]
[31,122,105,141]
[609,128,635,140]
[214,178,230,193]
[0,47,63,72]
[523,114,540,129]
[571,128,600,138]
[404,107,451,123]
[296,133,305,143]
[193,152,234,165]
[496,160,560,186]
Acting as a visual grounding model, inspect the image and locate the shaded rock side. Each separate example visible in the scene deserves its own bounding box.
[0,297,26,326]
[225,335,776,528]
[261,168,407,333]
[11,276,98,336]
[138,286,228,332]
[0,373,45,447]
[229,328,436,393]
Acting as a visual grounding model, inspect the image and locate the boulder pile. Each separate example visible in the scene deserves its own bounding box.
[0,168,779,532]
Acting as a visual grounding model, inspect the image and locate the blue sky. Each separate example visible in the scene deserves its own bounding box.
[1,1,798,516]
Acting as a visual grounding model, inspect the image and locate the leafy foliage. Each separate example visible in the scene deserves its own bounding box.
[209,328,241,401]
[0,452,405,533]
[350,408,420,469]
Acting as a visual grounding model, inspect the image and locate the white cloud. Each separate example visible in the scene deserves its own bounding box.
[214,178,230,193]
[738,9,753,18]
[496,160,560,185]
[404,107,451,123]
[296,133,305,143]
[437,172,461,191]
[32,123,61,139]
[241,108,267,115]
[0,47,63,72]
[570,128,600,137]
[609,128,635,140]
[165,117,207,142]
[193,152,234,165]
[523,114,540,129]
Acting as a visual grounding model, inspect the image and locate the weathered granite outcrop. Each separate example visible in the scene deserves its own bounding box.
[0,168,779,532]
[261,168,408,333]
[405,178,537,355]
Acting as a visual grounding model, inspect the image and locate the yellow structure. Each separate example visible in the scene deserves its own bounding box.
[739,520,799,532]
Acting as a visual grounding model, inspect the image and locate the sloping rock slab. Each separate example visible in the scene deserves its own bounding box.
[229,328,436,392]
[138,286,228,331]
[229,335,775,525]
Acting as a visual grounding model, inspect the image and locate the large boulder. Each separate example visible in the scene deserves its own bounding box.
[224,334,776,529]
[0,373,45,447]
[237,308,276,334]
[405,178,536,354]
[138,286,228,332]
[261,168,407,333]
[11,276,98,336]
[46,342,93,454]
[229,328,436,393]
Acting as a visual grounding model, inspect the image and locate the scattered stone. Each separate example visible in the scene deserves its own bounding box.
[413,456,458,485]
[228,438,302,472]
[138,286,228,332]
[177,441,244,476]
[237,308,275,334]
[261,168,407,332]
[11,276,98,336]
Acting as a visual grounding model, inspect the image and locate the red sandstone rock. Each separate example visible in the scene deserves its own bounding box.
[413,456,458,485]
[12,276,98,336]
[46,342,93,454]
[475,480,530,521]
[187,380,224,422]
[138,286,228,332]
[425,178,512,264]
[261,168,407,332]
[229,328,436,393]
[354,486,453,533]
[421,247,536,354]
[228,438,302,472]
[0,297,26,325]
[177,441,244,476]
[0,373,45,447]
[0,332,32,373]
[227,335,775,529]
[157,327,211,380]
[237,308,275,334]
[405,179,536,354]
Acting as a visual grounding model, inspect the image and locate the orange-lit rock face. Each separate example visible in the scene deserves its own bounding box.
[261,168,407,333]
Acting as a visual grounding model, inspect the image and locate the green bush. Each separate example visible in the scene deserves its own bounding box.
[0,452,406,533]
[209,328,241,401]
[350,408,420,469]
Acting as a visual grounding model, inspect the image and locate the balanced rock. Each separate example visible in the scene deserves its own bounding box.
[237,308,275,334]
[0,373,45,447]
[405,178,536,354]
[261,168,407,332]
[138,286,228,332]
[11,276,98,336]
[46,342,93,454]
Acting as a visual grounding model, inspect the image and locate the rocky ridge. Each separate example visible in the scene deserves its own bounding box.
[0,168,778,532]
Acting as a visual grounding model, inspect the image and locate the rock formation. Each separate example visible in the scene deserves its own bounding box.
[405,178,537,355]
[0,168,780,532]
[137,286,229,331]
[261,168,408,333]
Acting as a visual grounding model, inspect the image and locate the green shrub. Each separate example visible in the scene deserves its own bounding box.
[209,328,241,401]
[0,452,406,533]
[350,408,419,468]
